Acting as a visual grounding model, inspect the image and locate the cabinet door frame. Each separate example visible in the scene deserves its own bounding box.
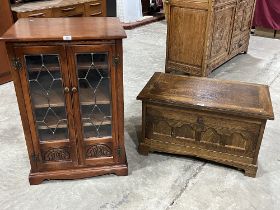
[66,44,118,166]
[165,0,209,76]
[15,45,78,171]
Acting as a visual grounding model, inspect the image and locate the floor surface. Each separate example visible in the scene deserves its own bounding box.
[1,21,280,210]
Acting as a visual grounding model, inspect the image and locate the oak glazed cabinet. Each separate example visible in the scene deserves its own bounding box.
[165,0,256,76]
[1,17,128,184]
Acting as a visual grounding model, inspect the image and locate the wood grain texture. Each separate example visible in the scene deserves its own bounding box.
[137,73,274,120]
[0,17,126,42]
[167,6,207,74]
[0,0,13,84]
[4,18,127,184]
[29,164,128,185]
[137,73,274,177]
[165,0,256,76]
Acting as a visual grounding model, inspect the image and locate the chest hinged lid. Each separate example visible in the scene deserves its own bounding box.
[137,72,274,120]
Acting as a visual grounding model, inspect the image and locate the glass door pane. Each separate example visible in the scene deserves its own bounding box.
[25,54,69,142]
[76,52,112,140]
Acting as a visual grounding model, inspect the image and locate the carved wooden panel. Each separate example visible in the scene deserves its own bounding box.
[232,0,254,36]
[210,5,235,58]
[43,147,71,162]
[145,104,261,158]
[85,144,112,158]
[232,6,243,36]
[241,4,254,32]
[230,35,249,54]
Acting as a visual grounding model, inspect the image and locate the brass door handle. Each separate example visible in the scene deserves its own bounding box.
[165,0,169,4]
[90,12,102,16]
[61,7,76,12]
[28,13,45,17]
[90,3,101,6]
[64,87,70,93]
[72,87,78,93]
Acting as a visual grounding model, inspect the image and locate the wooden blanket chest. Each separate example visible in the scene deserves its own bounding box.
[137,73,274,177]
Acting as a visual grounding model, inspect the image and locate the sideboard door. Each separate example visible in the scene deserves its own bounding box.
[233,0,255,36]
[208,3,235,62]
[230,0,255,55]
[15,46,78,171]
[67,44,118,166]
[165,0,208,76]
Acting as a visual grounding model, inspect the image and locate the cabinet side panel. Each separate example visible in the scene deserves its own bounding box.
[167,6,208,70]
[6,44,38,172]
[115,40,126,164]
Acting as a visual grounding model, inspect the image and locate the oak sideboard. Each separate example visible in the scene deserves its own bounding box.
[165,0,256,76]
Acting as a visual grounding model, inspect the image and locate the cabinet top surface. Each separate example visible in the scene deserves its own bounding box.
[137,73,274,120]
[0,17,127,42]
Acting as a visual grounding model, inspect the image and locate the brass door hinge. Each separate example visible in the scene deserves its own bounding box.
[113,56,120,67]
[12,58,22,71]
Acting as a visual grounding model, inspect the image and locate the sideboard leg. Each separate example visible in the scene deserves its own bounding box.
[244,165,257,178]
[114,167,128,176]
[165,68,171,74]
[138,143,150,156]
[29,175,45,185]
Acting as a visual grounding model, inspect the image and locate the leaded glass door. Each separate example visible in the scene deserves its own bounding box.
[16,46,78,170]
[68,45,117,166]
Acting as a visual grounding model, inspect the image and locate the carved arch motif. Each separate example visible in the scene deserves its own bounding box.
[201,128,221,144]
[86,144,112,158]
[44,147,70,162]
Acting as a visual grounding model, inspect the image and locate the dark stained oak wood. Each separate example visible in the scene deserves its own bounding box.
[29,164,128,185]
[165,0,256,76]
[0,0,13,84]
[137,73,274,177]
[137,73,274,120]
[3,18,128,184]
[0,17,127,43]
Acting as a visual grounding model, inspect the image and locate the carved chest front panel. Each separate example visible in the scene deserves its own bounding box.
[145,104,260,160]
